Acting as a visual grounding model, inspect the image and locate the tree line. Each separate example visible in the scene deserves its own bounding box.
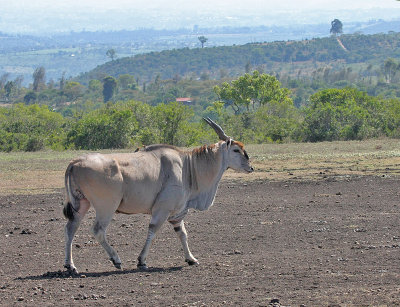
[3,55,400,111]
[1,71,400,152]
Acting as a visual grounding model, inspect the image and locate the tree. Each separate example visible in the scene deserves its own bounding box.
[4,81,16,99]
[59,72,66,90]
[153,101,194,145]
[303,88,372,142]
[23,91,37,104]
[330,19,343,36]
[198,36,208,48]
[214,71,292,114]
[383,58,398,83]
[118,74,137,90]
[63,81,85,101]
[253,100,301,143]
[88,79,102,92]
[102,76,117,102]
[32,67,46,91]
[0,73,9,90]
[245,61,252,73]
[106,49,116,61]
[13,76,23,97]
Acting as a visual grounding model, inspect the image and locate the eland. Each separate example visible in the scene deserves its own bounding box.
[63,117,253,273]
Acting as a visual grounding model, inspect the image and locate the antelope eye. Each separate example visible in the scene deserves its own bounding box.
[233,149,240,153]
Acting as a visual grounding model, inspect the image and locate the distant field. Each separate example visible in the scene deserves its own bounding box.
[0,139,399,195]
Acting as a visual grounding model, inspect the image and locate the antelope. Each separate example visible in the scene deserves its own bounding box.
[63,118,253,273]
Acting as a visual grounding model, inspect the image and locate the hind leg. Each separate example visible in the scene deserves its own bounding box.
[64,199,90,274]
[92,214,122,269]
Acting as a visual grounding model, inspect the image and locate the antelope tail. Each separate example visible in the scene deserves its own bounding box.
[63,162,77,221]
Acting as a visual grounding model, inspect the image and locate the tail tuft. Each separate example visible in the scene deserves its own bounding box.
[63,202,75,221]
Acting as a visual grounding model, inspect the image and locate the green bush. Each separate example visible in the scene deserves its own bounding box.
[304,88,370,141]
[25,136,45,152]
[67,107,137,150]
[153,101,195,146]
[0,130,28,152]
[0,104,66,151]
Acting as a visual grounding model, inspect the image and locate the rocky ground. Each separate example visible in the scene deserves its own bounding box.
[1,176,400,306]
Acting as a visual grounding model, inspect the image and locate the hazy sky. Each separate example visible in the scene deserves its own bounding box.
[6,0,400,10]
[1,0,400,34]
[5,0,399,10]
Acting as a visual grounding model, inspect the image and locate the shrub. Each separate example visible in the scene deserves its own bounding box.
[67,108,137,150]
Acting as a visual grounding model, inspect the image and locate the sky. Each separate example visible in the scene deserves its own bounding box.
[1,0,400,34]
[5,0,400,10]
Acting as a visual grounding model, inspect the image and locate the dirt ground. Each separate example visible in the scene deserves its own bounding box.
[1,176,400,306]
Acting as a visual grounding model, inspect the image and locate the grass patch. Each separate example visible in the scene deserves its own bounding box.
[243,139,400,182]
[1,139,399,195]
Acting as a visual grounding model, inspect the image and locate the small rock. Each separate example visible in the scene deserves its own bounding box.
[20,229,32,235]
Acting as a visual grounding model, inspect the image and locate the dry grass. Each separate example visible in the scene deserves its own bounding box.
[1,139,399,195]
[238,139,400,182]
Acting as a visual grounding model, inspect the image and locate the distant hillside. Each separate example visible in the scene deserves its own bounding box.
[76,32,400,85]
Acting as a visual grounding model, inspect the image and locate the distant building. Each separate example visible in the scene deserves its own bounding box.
[176,97,193,105]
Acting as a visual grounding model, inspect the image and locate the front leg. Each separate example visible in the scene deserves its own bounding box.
[169,220,199,266]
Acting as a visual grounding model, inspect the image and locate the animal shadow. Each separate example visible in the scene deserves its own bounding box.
[17,266,184,280]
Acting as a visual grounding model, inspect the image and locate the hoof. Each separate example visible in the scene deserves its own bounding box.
[110,258,122,269]
[186,259,199,266]
[137,263,148,270]
[64,264,79,275]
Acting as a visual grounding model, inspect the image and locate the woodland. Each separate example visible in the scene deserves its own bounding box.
[1,32,400,152]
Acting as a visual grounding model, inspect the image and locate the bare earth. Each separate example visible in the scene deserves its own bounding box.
[0,175,399,306]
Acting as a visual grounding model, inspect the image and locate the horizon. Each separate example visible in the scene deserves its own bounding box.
[1,0,400,35]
